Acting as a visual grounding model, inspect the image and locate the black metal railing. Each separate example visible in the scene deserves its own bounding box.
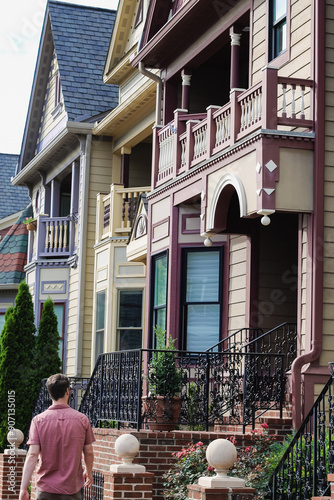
[83,471,104,500]
[206,327,264,353]
[79,348,290,431]
[269,375,334,499]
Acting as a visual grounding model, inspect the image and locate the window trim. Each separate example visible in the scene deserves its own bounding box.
[150,251,168,349]
[116,288,144,351]
[95,290,106,362]
[180,246,224,352]
[267,0,290,66]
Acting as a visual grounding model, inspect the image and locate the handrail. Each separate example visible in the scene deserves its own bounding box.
[206,327,263,353]
[269,375,333,499]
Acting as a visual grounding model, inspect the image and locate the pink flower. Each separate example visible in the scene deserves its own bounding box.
[229,436,237,445]
[261,422,268,429]
[196,441,203,446]
[245,446,252,452]
[207,466,214,472]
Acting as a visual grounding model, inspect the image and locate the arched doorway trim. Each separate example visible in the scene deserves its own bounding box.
[207,173,247,230]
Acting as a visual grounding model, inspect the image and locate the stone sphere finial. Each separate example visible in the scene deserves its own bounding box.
[115,434,140,465]
[4,429,26,456]
[198,438,245,488]
[206,438,237,475]
[110,434,146,473]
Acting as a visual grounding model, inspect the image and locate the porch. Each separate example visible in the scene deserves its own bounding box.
[152,67,314,190]
[96,184,151,243]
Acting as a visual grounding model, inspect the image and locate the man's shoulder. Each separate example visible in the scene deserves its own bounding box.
[32,406,90,424]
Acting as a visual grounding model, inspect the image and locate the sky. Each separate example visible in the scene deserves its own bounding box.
[0,0,119,155]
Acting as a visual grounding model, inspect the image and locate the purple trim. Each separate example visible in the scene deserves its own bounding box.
[181,213,200,234]
[41,280,67,294]
[50,179,60,218]
[167,204,180,346]
[152,217,170,243]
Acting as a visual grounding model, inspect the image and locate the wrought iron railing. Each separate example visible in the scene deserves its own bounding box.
[79,348,290,432]
[83,470,104,500]
[206,327,264,353]
[269,375,334,499]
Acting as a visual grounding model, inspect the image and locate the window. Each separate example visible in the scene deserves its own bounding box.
[117,290,143,350]
[134,0,143,27]
[54,71,62,107]
[181,248,222,351]
[95,291,105,361]
[152,253,168,338]
[53,304,65,361]
[270,0,287,60]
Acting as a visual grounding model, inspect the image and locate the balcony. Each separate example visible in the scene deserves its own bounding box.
[29,215,78,261]
[152,67,314,189]
[96,184,151,243]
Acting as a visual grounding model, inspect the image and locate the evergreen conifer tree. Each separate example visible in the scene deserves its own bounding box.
[0,282,36,451]
[35,297,62,385]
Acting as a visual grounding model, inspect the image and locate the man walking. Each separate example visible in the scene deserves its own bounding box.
[19,373,95,500]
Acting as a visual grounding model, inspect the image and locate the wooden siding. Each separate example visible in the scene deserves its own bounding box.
[252,0,312,83]
[36,55,66,152]
[228,235,247,334]
[81,139,113,376]
[66,266,79,375]
[321,0,334,366]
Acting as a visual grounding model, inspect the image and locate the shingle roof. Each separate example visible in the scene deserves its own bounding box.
[0,154,30,219]
[48,1,118,121]
[0,205,32,285]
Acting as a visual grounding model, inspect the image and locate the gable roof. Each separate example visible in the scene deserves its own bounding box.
[18,1,118,172]
[0,205,32,285]
[0,154,30,219]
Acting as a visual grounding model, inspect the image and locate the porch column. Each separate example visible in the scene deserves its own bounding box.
[121,147,131,188]
[181,69,192,110]
[50,179,60,217]
[70,160,79,214]
[229,27,242,90]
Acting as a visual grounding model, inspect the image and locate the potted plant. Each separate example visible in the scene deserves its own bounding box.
[23,216,37,231]
[143,326,183,430]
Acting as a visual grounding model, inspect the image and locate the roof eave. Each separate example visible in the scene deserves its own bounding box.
[12,122,94,187]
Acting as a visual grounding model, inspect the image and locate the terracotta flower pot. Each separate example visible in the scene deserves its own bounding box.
[142,395,182,431]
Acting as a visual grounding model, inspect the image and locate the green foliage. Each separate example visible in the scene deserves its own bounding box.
[229,424,294,500]
[162,425,294,500]
[148,326,182,396]
[163,441,215,499]
[0,282,36,451]
[34,298,62,391]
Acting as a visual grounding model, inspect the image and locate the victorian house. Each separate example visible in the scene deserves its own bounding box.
[11,1,118,376]
[130,0,328,427]
[91,0,156,366]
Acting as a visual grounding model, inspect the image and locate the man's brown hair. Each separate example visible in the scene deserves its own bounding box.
[46,374,70,401]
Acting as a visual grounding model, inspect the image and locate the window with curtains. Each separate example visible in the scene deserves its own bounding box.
[95,291,105,361]
[0,313,5,336]
[269,0,287,60]
[117,289,143,350]
[151,252,168,345]
[181,248,222,352]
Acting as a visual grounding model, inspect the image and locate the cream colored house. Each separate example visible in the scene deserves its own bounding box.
[91,0,156,365]
[11,1,119,377]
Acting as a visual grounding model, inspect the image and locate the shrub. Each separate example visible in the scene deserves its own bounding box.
[163,441,214,499]
[34,297,62,392]
[163,425,293,500]
[0,282,36,451]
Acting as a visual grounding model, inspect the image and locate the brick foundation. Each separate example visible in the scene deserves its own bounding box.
[104,471,154,499]
[188,484,256,499]
[0,453,26,500]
